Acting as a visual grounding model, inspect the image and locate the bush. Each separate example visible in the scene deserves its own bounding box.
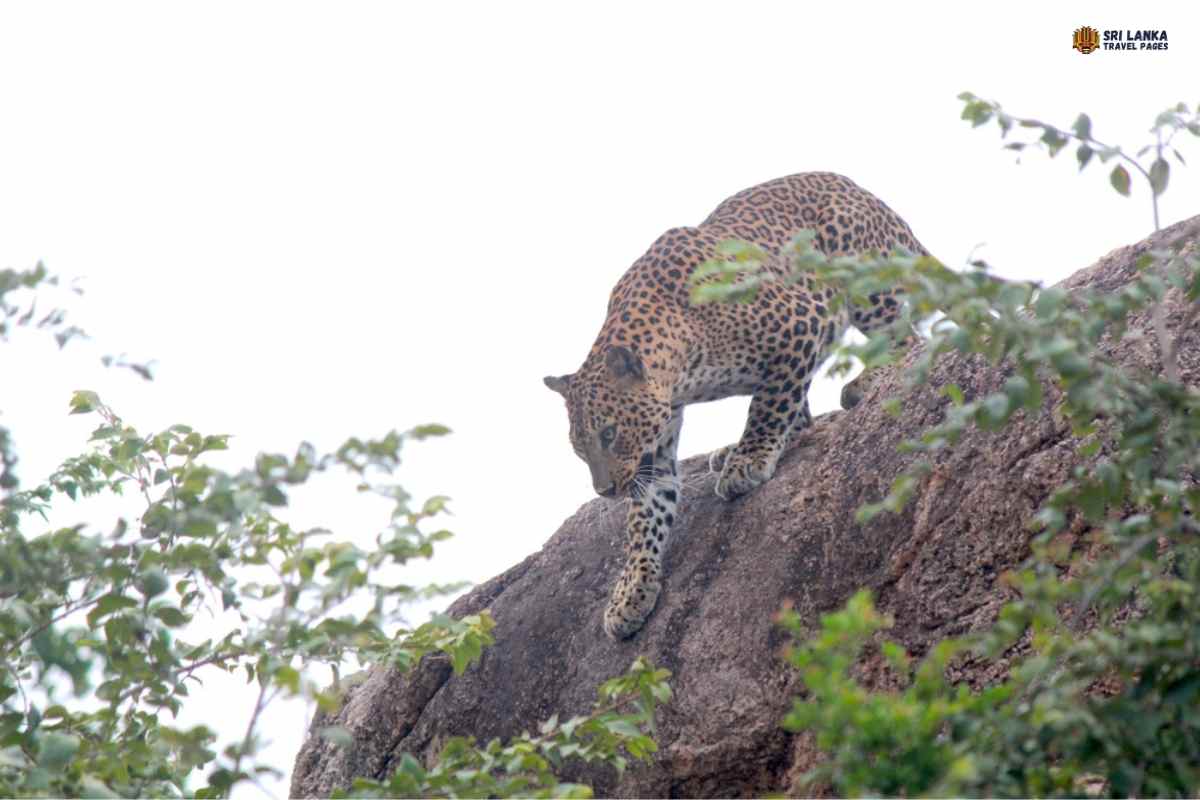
[0,270,667,798]
[770,98,1200,797]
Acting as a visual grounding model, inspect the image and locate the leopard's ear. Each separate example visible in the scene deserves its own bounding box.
[605,346,645,387]
[543,374,572,395]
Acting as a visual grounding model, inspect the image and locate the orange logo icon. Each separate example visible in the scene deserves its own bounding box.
[1073,26,1100,54]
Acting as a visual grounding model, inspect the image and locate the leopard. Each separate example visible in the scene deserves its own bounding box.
[544,172,930,639]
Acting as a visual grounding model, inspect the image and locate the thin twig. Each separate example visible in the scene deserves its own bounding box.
[0,661,30,716]
[226,679,274,799]
[11,595,99,649]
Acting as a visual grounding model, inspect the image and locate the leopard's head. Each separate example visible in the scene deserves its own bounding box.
[544,345,671,498]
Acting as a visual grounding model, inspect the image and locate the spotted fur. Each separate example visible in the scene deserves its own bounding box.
[544,172,929,639]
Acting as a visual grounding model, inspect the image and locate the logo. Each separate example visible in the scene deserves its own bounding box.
[1072,26,1170,54]
[1073,26,1100,54]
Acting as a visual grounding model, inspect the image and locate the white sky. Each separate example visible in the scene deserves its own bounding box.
[2,2,1198,797]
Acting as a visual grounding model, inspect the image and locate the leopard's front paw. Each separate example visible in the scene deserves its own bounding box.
[708,444,734,474]
[714,451,776,501]
[603,569,661,640]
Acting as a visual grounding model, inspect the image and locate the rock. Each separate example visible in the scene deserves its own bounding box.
[291,215,1200,798]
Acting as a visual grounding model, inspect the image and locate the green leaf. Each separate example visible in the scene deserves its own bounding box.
[449,635,483,675]
[319,726,354,748]
[90,425,120,441]
[1110,164,1131,196]
[263,484,288,507]
[1034,287,1066,318]
[136,568,169,598]
[715,239,766,262]
[37,732,80,771]
[1072,113,1092,140]
[410,424,451,439]
[398,752,426,780]
[22,767,51,791]
[153,606,190,627]
[274,665,301,692]
[86,593,138,627]
[1076,143,1094,171]
[603,719,643,738]
[421,495,451,516]
[200,435,230,453]
[1149,157,1170,196]
[979,393,1011,429]
[1040,127,1068,157]
[1164,673,1200,706]
[1003,375,1032,408]
[881,641,910,672]
[69,390,100,415]
[182,515,218,537]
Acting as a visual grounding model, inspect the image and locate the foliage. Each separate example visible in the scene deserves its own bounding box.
[958,93,1200,231]
[694,99,1200,796]
[339,657,671,799]
[0,272,667,797]
[778,592,1008,797]
[1,263,87,493]
[688,239,769,305]
[780,100,1200,797]
[0,262,86,351]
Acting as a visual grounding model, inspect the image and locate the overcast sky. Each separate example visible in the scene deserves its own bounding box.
[2,2,1198,796]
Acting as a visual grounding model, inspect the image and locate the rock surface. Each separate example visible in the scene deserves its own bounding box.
[291,216,1200,798]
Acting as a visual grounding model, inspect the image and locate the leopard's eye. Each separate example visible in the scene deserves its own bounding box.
[599,424,617,449]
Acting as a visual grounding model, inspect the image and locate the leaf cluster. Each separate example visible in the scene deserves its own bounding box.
[339,658,671,799]
[958,93,1200,229]
[0,390,503,797]
[2,292,670,797]
[773,99,1200,797]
